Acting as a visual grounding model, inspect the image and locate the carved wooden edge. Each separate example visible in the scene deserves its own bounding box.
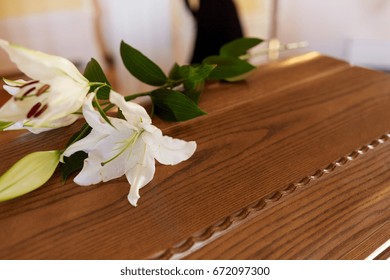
[152,133,390,260]
[373,246,390,260]
[366,239,390,260]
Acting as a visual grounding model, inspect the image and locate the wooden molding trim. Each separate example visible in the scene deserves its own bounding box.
[153,132,390,259]
[373,245,390,260]
[366,239,390,260]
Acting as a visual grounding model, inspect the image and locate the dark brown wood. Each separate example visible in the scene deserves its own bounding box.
[0,52,389,259]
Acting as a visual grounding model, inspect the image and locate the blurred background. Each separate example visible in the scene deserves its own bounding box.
[0,0,389,95]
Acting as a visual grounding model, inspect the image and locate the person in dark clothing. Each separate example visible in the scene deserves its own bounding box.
[184,0,244,63]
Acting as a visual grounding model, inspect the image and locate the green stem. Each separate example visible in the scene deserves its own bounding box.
[103,92,151,112]
[150,102,155,118]
[164,78,185,90]
[94,94,113,126]
[124,92,151,101]
[88,82,112,88]
[103,103,115,113]
[65,123,91,149]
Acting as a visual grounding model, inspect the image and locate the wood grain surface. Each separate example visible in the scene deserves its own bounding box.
[0,52,389,259]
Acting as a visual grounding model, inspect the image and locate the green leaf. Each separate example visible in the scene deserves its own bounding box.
[120,41,167,86]
[203,56,256,80]
[167,64,214,102]
[220,37,263,58]
[181,64,215,89]
[183,84,204,104]
[0,121,13,131]
[61,151,88,182]
[0,150,60,201]
[168,63,182,81]
[84,58,111,100]
[151,89,206,121]
[169,64,214,103]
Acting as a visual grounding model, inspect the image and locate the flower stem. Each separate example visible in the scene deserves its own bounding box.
[64,123,91,149]
[94,94,113,126]
[88,82,111,88]
[124,92,151,101]
[100,92,151,113]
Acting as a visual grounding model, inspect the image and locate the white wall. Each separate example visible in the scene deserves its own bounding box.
[277,0,390,69]
[236,0,271,39]
[97,0,176,94]
[0,0,103,74]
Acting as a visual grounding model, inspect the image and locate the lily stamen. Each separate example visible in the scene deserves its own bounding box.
[19,80,39,88]
[36,84,50,96]
[21,87,36,98]
[27,102,42,118]
[33,104,48,118]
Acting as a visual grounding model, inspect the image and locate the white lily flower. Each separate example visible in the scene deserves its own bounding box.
[0,39,89,133]
[63,91,197,206]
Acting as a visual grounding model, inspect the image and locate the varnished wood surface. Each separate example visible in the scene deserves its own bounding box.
[0,52,389,259]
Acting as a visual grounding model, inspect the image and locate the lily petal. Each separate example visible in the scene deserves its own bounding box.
[3,85,20,95]
[125,144,155,206]
[82,93,114,133]
[0,39,87,84]
[73,153,103,186]
[0,95,38,122]
[109,90,151,126]
[63,129,107,157]
[3,112,80,134]
[3,79,29,95]
[23,115,79,134]
[3,78,28,86]
[101,136,144,182]
[142,126,197,165]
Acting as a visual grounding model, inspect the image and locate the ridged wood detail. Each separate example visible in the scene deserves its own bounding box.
[373,246,390,260]
[154,133,390,259]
